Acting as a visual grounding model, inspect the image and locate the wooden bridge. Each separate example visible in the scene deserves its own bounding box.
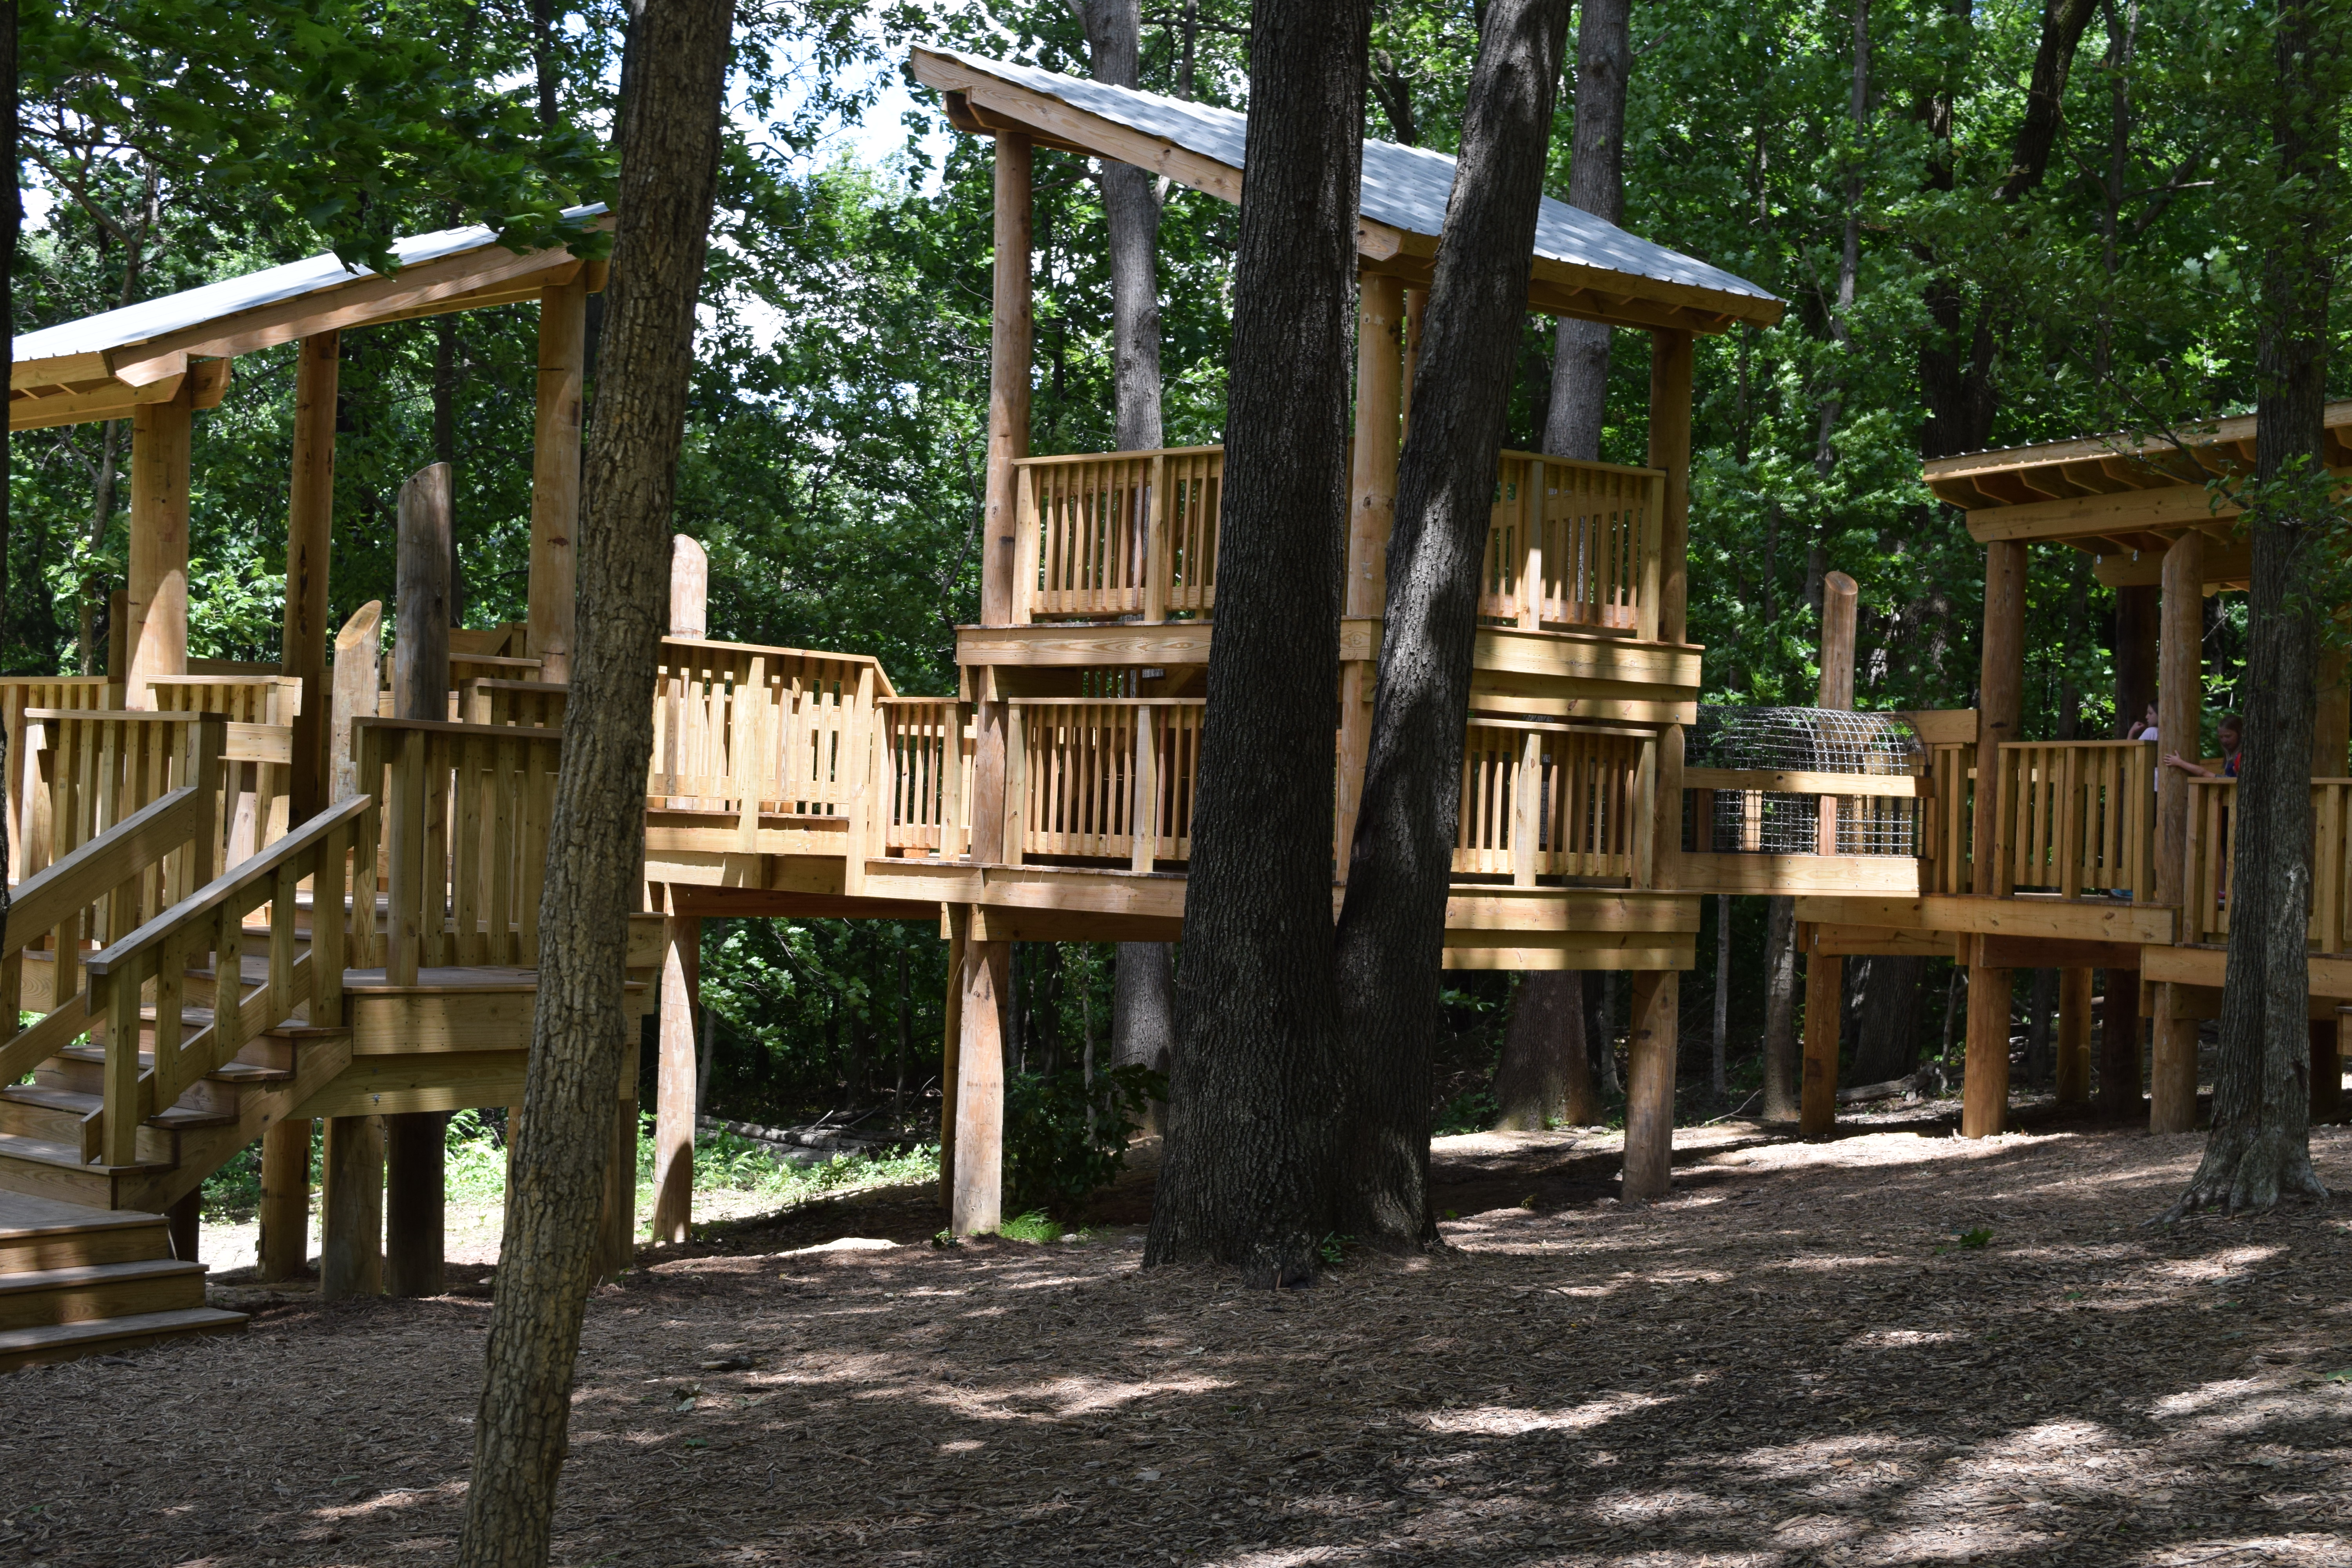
[2,45,2341,1368]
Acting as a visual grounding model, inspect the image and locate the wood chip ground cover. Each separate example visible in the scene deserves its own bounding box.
[9,1112,2352,1566]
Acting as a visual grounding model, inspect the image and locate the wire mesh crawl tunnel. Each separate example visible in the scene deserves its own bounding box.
[1686,705,1924,856]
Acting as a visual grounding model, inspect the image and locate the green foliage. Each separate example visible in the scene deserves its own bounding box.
[1959,1227,1996,1250]
[1003,1063,1165,1217]
[995,1211,1062,1242]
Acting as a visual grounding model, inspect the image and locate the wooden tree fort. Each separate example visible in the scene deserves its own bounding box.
[8,46,2336,1369]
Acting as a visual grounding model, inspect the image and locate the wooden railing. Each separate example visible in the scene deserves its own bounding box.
[2,677,121,878]
[1457,722,1652,885]
[353,718,563,981]
[83,795,363,1165]
[1922,741,1976,894]
[1477,453,1665,636]
[466,677,568,729]
[2183,777,2352,951]
[649,637,891,819]
[1002,699,1204,871]
[1992,740,2154,900]
[0,760,225,1140]
[148,676,303,868]
[1015,446,1222,624]
[882,699,969,857]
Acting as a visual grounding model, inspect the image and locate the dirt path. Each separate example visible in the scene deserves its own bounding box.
[11,1117,2352,1566]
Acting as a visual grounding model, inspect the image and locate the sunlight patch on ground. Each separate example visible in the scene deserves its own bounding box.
[2119,1533,2352,1566]
[2151,1377,2350,1436]
[1846,1327,1964,1348]
[1421,1392,1673,1435]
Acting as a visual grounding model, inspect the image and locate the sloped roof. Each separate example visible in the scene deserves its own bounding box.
[910,47,1782,334]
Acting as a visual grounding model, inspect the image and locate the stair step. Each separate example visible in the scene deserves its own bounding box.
[0,1129,155,1174]
[52,1046,292,1084]
[0,1306,247,1372]
[0,1085,236,1132]
[0,1198,165,1270]
[0,1257,207,1331]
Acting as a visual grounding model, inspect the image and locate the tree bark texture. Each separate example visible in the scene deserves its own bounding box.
[1493,971,1596,1130]
[1143,0,1370,1287]
[1111,939,1176,1134]
[1849,955,1923,1086]
[1542,0,1625,459]
[2098,967,2143,1116]
[1333,0,1573,1249]
[2166,0,2336,1218]
[457,0,733,1560]
[1762,895,1800,1120]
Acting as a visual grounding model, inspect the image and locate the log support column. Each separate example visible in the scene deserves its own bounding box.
[283,332,339,821]
[165,1189,200,1264]
[652,903,700,1243]
[257,1117,312,1281]
[1800,939,1841,1138]
[939,906,968,1213]
[321,1113,384,1299]
[384,1111,447,1297]
[951,935,1013,1235]
[593,1035,642,1276]
[1964,539,2027,1138]
[2150,980,2201,1132]
[2098,967,2144,1116]
[528,274,588,685]
[2315,1011,2346,1125]
[1622,971,1677,1201]
[125,387,195,706]
[1338,270,1403,872]
[2055,967,2093,1105]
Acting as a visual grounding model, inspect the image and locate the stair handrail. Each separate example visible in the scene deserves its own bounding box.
[83,793,367,1165]
[0,781,220,1094]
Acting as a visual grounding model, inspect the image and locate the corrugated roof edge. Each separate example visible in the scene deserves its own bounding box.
[920,46,1780,309]
[16,204,609,363]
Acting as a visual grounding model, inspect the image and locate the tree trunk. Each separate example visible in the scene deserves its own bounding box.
[456,0,733,1560]
[2024,967,2058,1087]
[2165,0,2334,1218]
[1541,0,1625,457]
[1111,939,1176,1134]
[1143,0,1370,1287]
[1849,953,1924,1085]
[1333,0,1573,1249]
[1762,896,1800,1120]
[1493,972,1596,1129]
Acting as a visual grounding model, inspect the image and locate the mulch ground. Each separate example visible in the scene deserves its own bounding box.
[10,1107,2352,1567]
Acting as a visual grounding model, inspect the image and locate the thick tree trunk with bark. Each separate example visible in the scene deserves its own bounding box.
[455,1,733,1560]
[2166,0,2337,1218]
[1762,896,1800,1120]
[1111,939,1175,1133]
[1334,0,1573,1249]
[1143,0,1370,1287]
[1849,954,1923,1085]
[1493,972,1596,1129]
[1542,0,1625,457]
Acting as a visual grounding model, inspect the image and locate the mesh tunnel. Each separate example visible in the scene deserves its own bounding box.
[1686,706,1924,857]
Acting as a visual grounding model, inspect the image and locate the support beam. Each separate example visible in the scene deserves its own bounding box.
[939,906,968,1214]
[594,1035,642,1276]
[383,1110,447,1297]
[329,601,383,803]
[1646,330,1694,645]
[125,388,194,706]
[2150,980,2200,1132]
[2098,967,2143,1117]
[669,534,709,639]
[1972,539,2028,896]
[951,937,1013,1235]
[321,1113,384,1299]
[166,1189,200,1264]
[651,908,700,1243]
[980,133,1034,630]
[282,332,339,823]
[1800,943,1840,1138]
[396,464,454,722]
[2154,531,2205,907]
[1962,965,2011,1138]
[1622,970,1677,1201]
[2055,967,2092,1105]
[257,1117,312,1282]
[528,274,588,684]
[1338,271,1403,872]
[2114,584,2158,739]
[2316,1013,2345,1126]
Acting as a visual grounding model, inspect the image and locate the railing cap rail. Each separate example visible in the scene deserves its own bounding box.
[1013,444,1224,466]
[24,707,226,724]
[1007,695,1207,707]
[1996,737,2161,750]
[463,677,570,694]
[85,793,370,978]
[1492,448,1667,481]
[657,635,897,698]
[3,785,208,962]
[352,715,565,740]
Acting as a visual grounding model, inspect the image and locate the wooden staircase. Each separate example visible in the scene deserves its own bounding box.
[0,1192,245,1371]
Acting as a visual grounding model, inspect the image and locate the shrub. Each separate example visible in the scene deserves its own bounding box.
[1004,1063,1165,1217]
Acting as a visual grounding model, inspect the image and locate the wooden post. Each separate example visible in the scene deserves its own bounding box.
[2315,1010,2346,1125]
[594,1034,642,1276]
[383,1110,447,1297]
[1817,572,1858,708]
[1800,931,1840,1138]
[1622,969,1677,1201]
[2056,967,2092,1104]
[651,905,700,1243]
[939,905,967,1213]
[396,465,454,721]
[951,938,1013,1236]
[2150,980,2200,1132]
[1338,271,1404,873]
[126,387,195,707]
[1962,541,2027,1140]
[669,535,709,639]
[330,602,383,804]
[980,133,1034,630]
[1962,953,2011,1138]
[283,332,339,824]
[107,586,130,684]
[528,274,588,684]
[1399,288,1427,437]
[320,1113,384,1299]
[2154,531,2205,907]
[2098,966,2143,1116]
[1646,330,1694,644]
[257,1117,312,1281]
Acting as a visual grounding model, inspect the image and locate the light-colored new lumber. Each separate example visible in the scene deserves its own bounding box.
[1647,331,1693,643]
[980,133,1033,630]
[951,939,1011,1236]
[2056,967,2092,1105]
[126,389,194,706]
[652,911,699,1244]
[1622,971,1677,1200]
[1961,964,2010,1138]
[2155,531,2204,906]
[2150,980,2200,1133]
[330,602,383,804]
[1801,944,1840,1137]
[321,1113,384,1299]
[257,1118,311,1283]
[1973,540,2027,898]
[670,535,709,638]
